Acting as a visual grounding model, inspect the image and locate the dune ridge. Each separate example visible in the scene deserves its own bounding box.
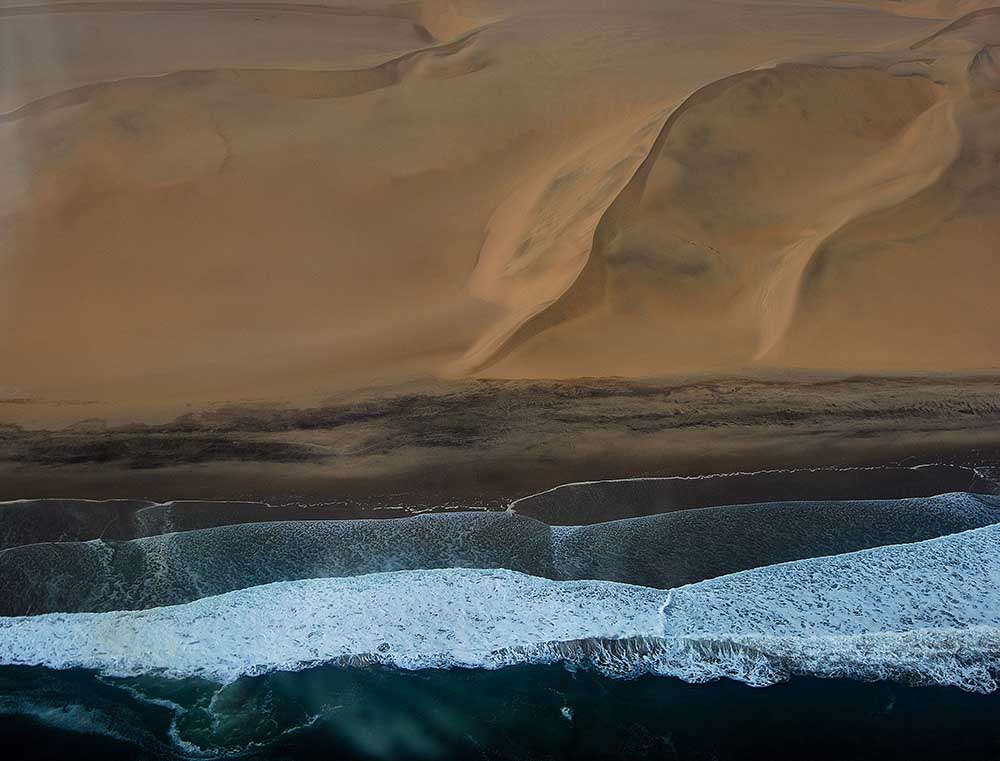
[0,0,483,42]
[479,18,1000,376]
[459,61,961,372]
[0,31,491,124]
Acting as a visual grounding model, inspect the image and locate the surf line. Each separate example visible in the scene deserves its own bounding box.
[506,462,974,511]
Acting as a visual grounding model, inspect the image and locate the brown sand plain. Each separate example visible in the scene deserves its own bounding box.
[1,1,999,502]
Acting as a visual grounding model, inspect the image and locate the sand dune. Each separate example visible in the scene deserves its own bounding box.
[486,14,1000,377]
[479,64,955,375]
[1,0,998,420]
[848,0,998,19]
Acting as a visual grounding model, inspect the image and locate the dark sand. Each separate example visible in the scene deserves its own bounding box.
[2,375,998,507]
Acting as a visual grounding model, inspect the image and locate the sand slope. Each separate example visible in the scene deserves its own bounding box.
[485,11,1000,377]
[1,0,998,417]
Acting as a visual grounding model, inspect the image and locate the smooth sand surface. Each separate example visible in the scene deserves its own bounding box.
[2,0,998,423]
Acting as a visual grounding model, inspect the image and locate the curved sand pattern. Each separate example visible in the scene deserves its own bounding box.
[847,1,998,18]
[0,2,464,114]
[1,0,998,418]
[484,13,1000,377]
[0,30,492,122]
[470,63,958,375]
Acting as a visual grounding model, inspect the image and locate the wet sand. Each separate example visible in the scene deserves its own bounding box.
[2,374,998,506]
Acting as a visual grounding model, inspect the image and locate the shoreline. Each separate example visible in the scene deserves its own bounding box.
[2,375,998,506]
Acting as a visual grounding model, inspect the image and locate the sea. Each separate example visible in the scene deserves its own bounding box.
[1,464,999,760]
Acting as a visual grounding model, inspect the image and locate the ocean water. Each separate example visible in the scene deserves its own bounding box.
[1,467,999,760]
[4,664,1000,760]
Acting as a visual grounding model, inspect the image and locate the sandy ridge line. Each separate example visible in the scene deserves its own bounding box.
[0,25,488,121]
[0,1,420,19]
[450,112,666,376]
[470,53,965,371]
[462,65,784,374]
[754,93,961,358]
[910,5,1000,48]
[0,1,440,45]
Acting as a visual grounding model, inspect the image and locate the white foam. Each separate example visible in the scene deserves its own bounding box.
[0,570,666,682]
[663,521,1000,638]
[1,524,999,691]
[650,626,1000,693]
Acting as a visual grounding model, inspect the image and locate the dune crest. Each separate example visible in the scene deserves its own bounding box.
[0,0,486,43]
[480,19,1000,377]
[481,63,954,375]
[452,113,664,374]
[845,1,998,19]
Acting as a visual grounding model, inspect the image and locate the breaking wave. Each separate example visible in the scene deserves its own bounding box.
[1,522,999,692]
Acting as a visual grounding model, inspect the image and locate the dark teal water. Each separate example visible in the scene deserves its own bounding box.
[2,664,1000,760]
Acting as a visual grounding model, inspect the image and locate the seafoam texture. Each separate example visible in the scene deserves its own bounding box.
[1,523,999,691]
